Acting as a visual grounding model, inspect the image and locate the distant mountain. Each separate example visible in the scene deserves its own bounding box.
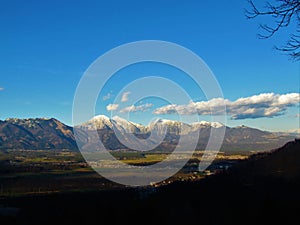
[0,116,297,151]
[81,115,146,133]
[0,118,77,150]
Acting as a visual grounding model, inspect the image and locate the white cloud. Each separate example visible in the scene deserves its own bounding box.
[121,92,131,102]
[153,93,300,120]
[106,104,119,111]
[120,103,153,113]
[0,87,4,91]
[103,92,112,101]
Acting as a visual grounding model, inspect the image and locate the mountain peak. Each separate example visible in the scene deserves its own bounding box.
[5,117,52,122]
[0,116,297,152]
[192,121,224,128]
[81,115,113,130]
[236,125,249,129]
[91,115,110,121]
[151,118,181,125]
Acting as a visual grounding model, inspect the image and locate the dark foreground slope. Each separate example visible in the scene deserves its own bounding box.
[1,140,300,225]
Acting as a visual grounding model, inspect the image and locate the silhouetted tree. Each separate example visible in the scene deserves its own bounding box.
[246,0,300,60]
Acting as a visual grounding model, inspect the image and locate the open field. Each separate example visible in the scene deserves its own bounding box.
[0,149,249,196]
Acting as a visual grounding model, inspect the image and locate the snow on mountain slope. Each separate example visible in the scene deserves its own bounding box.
[0,116,297,151]
[81,115,113,130]
[83,115,226,134]
[111,116,145,133]
[191,121,225,129]
[148,118,192,135]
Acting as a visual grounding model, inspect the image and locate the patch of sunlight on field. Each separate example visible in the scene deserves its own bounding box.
[122,154,169,164]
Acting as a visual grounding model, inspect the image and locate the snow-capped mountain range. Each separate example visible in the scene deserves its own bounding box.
[0,115,297,152]
[81,115,225,135]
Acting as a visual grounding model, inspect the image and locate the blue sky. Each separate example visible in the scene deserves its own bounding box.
[0,0,299,132]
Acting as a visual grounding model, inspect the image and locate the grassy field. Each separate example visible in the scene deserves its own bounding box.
[0,149,248,196]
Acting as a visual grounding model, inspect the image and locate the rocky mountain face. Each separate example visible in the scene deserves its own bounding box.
[0,118,76,150]
[0,116,297,151]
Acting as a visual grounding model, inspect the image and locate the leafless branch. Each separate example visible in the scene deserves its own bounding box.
[245,0,300,60]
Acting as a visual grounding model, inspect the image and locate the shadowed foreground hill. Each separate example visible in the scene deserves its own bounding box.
[153,138,300,225]
[1,140,300,225]
[228,138,300,180]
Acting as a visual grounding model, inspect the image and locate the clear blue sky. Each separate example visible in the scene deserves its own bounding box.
[0,0,299,132]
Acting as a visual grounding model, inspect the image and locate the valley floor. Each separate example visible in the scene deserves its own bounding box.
[0,150,248,196]
[1,141,300,225]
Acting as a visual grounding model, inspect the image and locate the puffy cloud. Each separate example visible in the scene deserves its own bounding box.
[0,87,4,91]
[120,103,153,113]
[102,92,112,101]
[153,93,300,120]
[121,92,131,102]
[106,103,119,111]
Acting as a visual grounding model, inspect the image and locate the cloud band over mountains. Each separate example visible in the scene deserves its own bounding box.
[120,103,153,113]
[106,104,119,111]
[153,93,300,120]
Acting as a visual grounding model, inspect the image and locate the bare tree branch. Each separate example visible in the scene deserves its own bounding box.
[245,0,300,60]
